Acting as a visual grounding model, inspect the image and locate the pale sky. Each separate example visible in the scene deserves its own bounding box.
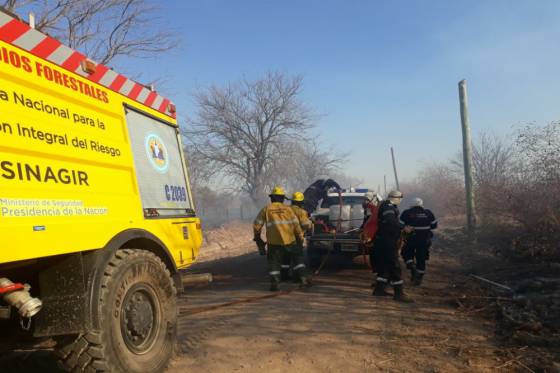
[112,0,560,190]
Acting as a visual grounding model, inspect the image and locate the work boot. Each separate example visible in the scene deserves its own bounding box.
[270,282,279,292]
[413,274,424,286]
[373,283,391,297]
[393,285,414,303]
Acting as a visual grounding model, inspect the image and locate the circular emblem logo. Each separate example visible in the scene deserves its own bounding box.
[145,132,169,173]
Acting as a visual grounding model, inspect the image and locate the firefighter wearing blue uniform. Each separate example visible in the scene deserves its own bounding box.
[372,190,413,303]
[400,198,438,285]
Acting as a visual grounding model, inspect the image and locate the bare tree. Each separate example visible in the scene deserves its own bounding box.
[448,132,519,221]
[185,72,314,204]
[290,139,346,191]
[516,121,560,185]
[2,0,176,65]
[407,123,560,259]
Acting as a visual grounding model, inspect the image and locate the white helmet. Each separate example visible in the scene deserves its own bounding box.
[413,197,423,207]
[388,190,403,205]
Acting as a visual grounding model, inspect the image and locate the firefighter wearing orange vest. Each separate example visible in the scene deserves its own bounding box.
[254,187,310,291]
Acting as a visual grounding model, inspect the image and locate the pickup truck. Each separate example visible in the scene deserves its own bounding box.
[307,188,371,267]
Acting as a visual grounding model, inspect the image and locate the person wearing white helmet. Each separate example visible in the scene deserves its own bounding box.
[362,191,382,225]
[400,197,438,286]
[372,190,413,303]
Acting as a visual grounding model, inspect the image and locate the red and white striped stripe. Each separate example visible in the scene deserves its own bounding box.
[0,11,176,119]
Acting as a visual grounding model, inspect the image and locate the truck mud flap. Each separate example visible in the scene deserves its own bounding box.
[34,253,88,337]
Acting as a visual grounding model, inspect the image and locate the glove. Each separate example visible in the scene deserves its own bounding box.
[254,236,267,256]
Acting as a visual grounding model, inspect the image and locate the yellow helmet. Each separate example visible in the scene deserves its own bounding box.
[292,192,304,202]
[269,186,285,196]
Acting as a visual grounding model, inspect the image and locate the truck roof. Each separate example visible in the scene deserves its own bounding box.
[326,192,366,198]
[0,10,175,119]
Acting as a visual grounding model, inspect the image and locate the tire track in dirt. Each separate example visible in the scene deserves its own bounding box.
[169,234,511,372]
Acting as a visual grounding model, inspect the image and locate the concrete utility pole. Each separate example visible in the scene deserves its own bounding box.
[458,79,477,234]
[383,175,387,196]
[390,147,400,191]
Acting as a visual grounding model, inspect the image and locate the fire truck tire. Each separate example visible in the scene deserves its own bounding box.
[56,249,177,372]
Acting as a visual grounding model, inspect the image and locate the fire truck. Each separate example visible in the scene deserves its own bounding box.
[0,9,202,372]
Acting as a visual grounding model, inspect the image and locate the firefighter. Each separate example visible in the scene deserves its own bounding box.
[400,198,438,285]
[254,186,309,291]
[372,190,413,302]
[302,179,341,214]
[290,192,313,233]
[280,192,313,281]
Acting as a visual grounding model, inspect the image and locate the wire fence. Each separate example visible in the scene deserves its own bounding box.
[197,204,260,229]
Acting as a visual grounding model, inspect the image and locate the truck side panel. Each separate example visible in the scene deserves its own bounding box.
[0,39,200,267]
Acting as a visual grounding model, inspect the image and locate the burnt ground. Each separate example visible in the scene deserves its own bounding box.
[1,224,559,372]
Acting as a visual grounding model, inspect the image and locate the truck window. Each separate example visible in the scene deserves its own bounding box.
[125,107,192,217]
[321,196,365,207]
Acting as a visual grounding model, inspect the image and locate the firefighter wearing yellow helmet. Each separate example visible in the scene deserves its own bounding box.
[254,186,310,291]
[290,192,313,232]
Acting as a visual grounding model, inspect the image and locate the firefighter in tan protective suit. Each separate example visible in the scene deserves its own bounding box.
[277,192,313,281]
[254,187,311,291]
[290,192,313,232]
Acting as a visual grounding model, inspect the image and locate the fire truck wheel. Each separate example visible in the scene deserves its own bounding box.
[56,249,177,373]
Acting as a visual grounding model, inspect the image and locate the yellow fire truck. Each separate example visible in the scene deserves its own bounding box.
[0,9,202,372]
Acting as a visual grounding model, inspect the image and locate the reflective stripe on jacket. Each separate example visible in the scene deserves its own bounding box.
[254,202,304,245]
[399,206,437,241]
[399,206,437,230]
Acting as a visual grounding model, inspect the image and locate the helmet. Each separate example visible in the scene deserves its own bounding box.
[388,190,404,205]
[269,186,285,196]
[364,191,375,201]
[412,197,423,207]
[388,190,403,199]
[292,192,304,202]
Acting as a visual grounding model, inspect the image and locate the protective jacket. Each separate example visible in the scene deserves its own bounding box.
[399,206,437,240]
[254,202,304,246]
[376,200,402,240]
[290,205,313,232]
[302,179,341,214]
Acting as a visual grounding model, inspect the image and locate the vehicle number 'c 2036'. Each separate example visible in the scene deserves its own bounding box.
[165,185,187,202]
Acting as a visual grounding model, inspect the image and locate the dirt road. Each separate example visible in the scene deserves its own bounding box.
[1,226,519,372]
[172,237,509,372]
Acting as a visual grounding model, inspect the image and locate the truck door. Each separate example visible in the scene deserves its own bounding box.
[124,106,193,217]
